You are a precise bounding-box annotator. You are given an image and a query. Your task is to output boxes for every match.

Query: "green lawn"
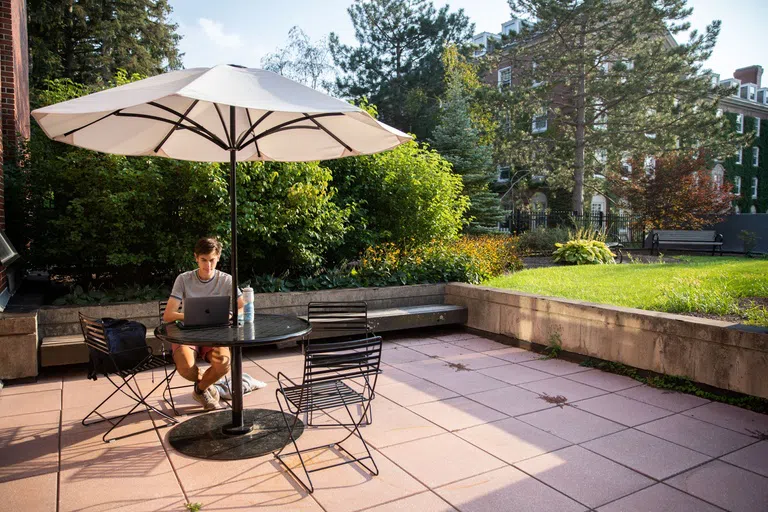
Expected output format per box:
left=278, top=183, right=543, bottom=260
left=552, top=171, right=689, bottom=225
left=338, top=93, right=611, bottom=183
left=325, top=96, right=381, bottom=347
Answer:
left=484, top=257, right=768, bottom=324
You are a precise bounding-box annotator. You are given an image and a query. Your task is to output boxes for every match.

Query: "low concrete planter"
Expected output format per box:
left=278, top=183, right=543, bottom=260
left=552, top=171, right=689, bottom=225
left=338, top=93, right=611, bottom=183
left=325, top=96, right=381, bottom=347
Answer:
left=0, top=312, right=39, bottom=379
left=445, top=283, right=768, bottom=399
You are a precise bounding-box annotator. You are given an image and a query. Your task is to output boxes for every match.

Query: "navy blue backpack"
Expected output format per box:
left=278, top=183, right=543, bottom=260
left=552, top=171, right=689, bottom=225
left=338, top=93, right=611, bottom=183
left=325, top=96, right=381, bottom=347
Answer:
left=87, top=318, right=148, bottom=380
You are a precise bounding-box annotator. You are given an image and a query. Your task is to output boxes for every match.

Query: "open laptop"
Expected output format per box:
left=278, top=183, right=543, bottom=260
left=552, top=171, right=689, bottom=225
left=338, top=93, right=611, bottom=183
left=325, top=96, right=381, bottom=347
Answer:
left=177, top=295, right=230, bottom=329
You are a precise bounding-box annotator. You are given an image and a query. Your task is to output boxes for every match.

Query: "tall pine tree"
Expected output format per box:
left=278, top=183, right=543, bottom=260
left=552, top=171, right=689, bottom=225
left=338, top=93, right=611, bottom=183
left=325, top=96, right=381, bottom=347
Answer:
left=329, top=0, right=474, bottom=140
left=29, top=0, right=182, bottom=88
left=430, top=45, right=503, bottom=232
left=486, top=0, right=745, bottom=212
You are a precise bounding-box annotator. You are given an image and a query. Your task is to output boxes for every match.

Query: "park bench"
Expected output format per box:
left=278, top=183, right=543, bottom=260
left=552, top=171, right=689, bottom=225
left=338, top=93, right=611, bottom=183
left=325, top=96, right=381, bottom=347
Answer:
left=651, top=230, right=724, bottom=255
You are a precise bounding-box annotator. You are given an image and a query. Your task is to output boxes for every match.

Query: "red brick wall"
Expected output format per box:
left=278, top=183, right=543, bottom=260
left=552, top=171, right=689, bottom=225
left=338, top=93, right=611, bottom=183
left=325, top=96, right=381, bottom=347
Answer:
left=0, top=0, right=30, bottom=297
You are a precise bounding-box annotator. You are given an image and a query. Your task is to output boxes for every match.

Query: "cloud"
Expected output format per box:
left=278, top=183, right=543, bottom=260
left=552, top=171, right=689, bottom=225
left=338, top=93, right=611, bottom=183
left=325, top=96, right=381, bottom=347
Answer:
left=198, top=18, right=243, bottom=49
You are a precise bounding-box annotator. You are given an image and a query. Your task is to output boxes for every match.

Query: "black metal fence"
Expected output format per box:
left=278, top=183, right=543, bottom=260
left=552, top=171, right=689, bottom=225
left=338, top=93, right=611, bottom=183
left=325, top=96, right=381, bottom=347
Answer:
left=498, top=210, right=647, bottom=246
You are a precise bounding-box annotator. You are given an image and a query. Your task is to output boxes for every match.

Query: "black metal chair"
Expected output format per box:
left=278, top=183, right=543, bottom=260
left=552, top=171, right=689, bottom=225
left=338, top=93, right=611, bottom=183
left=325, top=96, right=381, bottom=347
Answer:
left=304, top=301, right=375, bottom=426
left=79, top=313, right=178, bottom=442
left=274, top=334, right=382, bottom=493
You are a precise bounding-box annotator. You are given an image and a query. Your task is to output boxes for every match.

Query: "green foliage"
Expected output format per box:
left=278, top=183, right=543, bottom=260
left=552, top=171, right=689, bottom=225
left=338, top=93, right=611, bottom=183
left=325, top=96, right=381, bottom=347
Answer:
left=185, top=503, right=203, bottom=512
left=517, top=228, right=570, bottom=254
left=655, top=276, right=740, bottom=316
left=553, top=240, right=616, bottom=265
left=743, top=303, right=768, bottom=328
left=738, top=230, right=760, bottom=256
left=53, top=284, right=170, bottom=306
left=429, top=46, right=504, bottom=232
left=542, top=331, right=562, bottom=359
left=28, top=0, right=182, bottom=88
left=329, top=0, right=474, bottom=140
left=325, top=141, right=469, bottom=261
left=580, top=359, right=768, bottom=415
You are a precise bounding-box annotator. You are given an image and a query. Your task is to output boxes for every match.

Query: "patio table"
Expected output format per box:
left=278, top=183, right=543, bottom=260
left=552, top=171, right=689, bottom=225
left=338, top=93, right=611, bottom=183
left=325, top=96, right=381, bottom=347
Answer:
left=154, top=314, right=311, bottom=460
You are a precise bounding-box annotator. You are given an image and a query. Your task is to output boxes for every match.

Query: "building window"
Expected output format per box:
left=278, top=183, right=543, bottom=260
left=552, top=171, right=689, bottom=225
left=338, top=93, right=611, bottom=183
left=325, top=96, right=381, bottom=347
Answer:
left=734, top=176, right=742, bottom=195
left=711, top=166, right=724, bottom=188
left=736, top=114, right=744, bottom=133
left=594, top=149, right=607, bottom=165
left=753, top=147, right=760, bottom=167
left=532, top=106, right=547, bottom=133
left=750, top=205, right=757, bottom=214
left=0, top=231, right=19, bottom=267
left=644, top=155, right=656, bottom=173
left=756, top=117, right=761, bottom=137
left=736, top=147, right=742, bottom=165
left=752, top=177, right=758, bottom=199
left=498, top=67, right=512, bottom=89
left=734, top=205, right=741, bottom=214
left=497, top=165, right=511, bottom=182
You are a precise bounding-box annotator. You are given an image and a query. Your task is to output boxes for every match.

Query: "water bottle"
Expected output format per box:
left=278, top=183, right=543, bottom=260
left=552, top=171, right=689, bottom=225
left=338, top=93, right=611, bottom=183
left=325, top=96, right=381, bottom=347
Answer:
left=243, top=286, right=255, bottom=323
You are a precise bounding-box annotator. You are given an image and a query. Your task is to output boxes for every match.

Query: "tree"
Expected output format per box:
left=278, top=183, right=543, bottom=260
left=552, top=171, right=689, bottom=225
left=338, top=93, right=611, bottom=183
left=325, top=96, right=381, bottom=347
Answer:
left=608, top=151, right=735, bottom=230
left=486, top=0, right=746, bottom=213
left=261, top=26, right=336, bottom=91
left=430, top=45, right=504, bottom=232
left=28, top=0, right=182, bottom=88
left=329, top=0, right=474, bottom=139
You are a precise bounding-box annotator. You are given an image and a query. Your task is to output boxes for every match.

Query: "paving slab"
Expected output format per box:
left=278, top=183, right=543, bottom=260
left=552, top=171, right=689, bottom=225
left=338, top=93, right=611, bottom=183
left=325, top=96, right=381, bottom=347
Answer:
left=515, top=445, right=653, bottom=509
left=375, top=379, right=459, bottom=407
left=517, top=404, right=626, bottom=444
left=482, top=347, right=540, bottom=363
left=380, top=345, right=434, bottom=365
left=519, top=358, right=592, bottom=376
left=721, top=440, right=768, bottom=477
left=467, top=386, right=556, bottom=417
left=617, top=385, right=710, bottom=412
left=582, top=429, right=711, bottom=480
left=411, top=342, right=476, bottom=359
left=0, top=389, right=61, bottom=417
left=518, top=376, right=608, bottom=403
left=478, top=363, right=553, bottom=385
left=435, top=466, right=586, bottom=512
left=363, top=491, right=454, bottom=512
left=573, top=394, right=671, bottom=426
left=456, top=417, right=571, bottom=464
left=598, top=483, right=723, bottom=512
left=0, top=410, right=60, bottom=483
left=408, top=396, right=507, bottom=431
left=448, top=337, right=511, bottom=352
left=667, top=460, right=768, bottom=512
left=682, top=402, right=768, bottom=437
left=637, top=413, right=756, bottom=457
left=0, top=473, right=58, bottom=512
left=564, top=369, right=643, bottom=392
left=440, top=352, right=510, bottom=370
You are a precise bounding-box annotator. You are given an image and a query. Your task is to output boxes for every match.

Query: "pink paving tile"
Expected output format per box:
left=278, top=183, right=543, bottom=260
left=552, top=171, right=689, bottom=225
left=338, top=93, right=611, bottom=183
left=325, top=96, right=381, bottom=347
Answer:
left=483, top=346, right=540, bottom=363
left=683, top=401, right=768, bottom=437
left=517, top=404, right=626, bottom=444
left=0, top=389, right=61, bottom=417
left=637, top=414, right=756, bottom=457
left=582, top=429, right=711, bottom=480
left=456, top=417, right=571, bottom=464
left=617, top=385, right=710, bottom=412
left=408, top=396, right=507, bottom=431
left=515, top=446, right=654, bottom=509
left=375, top=380, right=459, bottom=407
left=435, top=466, right=585, bottom=512
left=375, top=364, right=425, bottom=387
left=667, top=460, right=768, bottom=512
left=598, top=483, right=723, bottom=512
left=380, top=433, right=506, bottom=488
left=478, top=363, right=553, bottom=385
left=412, top=342, right=476, bottom=359
left=391, top=336, right=442, bottom=347
left=0, top=473, right=57, bottom=512
left=380, top=345, right=434, bottom=365
left=306, top=448, right=428, bottom=512
left=439, top=352, right=510, bottom=370
left=564, top=369, right=643, bottom=392
left=721, top=441, right=768, bottom=477
left=448, top=337, right=511, bottom=352
left=519, top=358, right=592, bottom=376
left=0, top=377, right=62, bottom=396
left=572, top=394, right=671, bottom=426
left=185, top=473, right=324, bottom=512
left=0, top=410, right=60, bottom=483
left=468, top=386, right=557, bottom=417
left=519, top=377, right=608, bottom=403
left=365, top=491, right=454, bottom=512
left=431, top=332, right=479, bottom=343
left=421, top=368, right=510, bottom=395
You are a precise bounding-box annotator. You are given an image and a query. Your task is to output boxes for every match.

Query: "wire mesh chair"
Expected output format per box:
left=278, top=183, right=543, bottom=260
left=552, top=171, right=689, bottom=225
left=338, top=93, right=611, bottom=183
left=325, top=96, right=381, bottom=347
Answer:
left=274, top=334, right=383, bottom=493
left=79, top=313, right=178, bottom=442
left=305, top=301, right=375, bottom=426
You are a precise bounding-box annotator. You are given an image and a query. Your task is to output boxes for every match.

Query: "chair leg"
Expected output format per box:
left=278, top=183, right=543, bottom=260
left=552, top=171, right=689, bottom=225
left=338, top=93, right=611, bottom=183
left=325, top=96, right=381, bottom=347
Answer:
left=274, top=390, right=315, bottom=493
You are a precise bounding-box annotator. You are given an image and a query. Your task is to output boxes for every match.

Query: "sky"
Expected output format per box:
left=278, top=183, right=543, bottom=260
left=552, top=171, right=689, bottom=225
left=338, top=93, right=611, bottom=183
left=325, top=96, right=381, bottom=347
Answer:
left=168, top=0, right=767, bottom=83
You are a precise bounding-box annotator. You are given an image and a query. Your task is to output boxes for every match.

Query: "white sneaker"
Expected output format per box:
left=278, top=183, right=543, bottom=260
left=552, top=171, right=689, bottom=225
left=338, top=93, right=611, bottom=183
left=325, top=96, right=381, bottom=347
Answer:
left=192, top=383, right=220, bottom=411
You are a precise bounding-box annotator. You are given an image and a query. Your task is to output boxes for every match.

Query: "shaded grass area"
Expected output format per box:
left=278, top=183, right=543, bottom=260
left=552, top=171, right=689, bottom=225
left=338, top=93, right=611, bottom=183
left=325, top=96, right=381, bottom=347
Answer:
left=484, top=257, right=768, bottom=325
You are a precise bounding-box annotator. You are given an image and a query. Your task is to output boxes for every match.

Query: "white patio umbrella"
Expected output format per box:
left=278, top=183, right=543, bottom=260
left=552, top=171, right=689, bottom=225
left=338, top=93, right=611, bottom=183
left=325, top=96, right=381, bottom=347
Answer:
left=32, top=64, right=411, bottom=435
left=32, top=64, right=411, bottom=312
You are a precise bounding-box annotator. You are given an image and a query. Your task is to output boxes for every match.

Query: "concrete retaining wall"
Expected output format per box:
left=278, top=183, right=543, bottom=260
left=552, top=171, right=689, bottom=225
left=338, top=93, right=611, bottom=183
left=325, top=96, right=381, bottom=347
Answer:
left=445, top=283, right=768, bottom=399
left=0, top=312, right=39, bottom=379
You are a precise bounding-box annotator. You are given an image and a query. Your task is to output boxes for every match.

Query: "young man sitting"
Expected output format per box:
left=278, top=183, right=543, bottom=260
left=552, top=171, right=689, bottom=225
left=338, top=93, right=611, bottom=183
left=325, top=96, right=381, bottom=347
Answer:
left=163, top=237, right=243, bottom=410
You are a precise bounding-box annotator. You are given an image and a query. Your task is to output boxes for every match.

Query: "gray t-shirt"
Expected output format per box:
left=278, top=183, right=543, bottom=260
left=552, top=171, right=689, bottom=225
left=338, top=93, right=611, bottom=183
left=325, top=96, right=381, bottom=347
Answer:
left=170, top=269, right=242, bottom=311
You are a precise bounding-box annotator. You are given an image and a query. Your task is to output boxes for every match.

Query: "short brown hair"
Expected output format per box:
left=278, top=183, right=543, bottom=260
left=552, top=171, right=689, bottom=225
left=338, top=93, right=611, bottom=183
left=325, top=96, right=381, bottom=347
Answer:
left=194, top=237, right=222, bottom=256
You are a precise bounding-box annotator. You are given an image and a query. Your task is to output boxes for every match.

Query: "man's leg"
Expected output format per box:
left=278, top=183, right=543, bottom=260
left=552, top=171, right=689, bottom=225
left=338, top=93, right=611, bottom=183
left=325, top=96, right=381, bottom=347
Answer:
left=199, top=347, right=231, bottom=391
left=172, top=346, right=203, bottom=383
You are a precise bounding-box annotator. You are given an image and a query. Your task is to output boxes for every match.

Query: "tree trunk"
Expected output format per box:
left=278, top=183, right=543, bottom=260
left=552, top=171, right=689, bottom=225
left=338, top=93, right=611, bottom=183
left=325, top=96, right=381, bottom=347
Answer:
left=572, top=26, right=586, bottom=214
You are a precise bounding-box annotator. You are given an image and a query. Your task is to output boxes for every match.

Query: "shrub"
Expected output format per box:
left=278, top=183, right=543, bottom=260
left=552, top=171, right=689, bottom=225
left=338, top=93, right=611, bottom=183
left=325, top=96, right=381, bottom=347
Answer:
left=553, top=239, right=616, bottom=265
left=517, top=228, right=570, bottom=255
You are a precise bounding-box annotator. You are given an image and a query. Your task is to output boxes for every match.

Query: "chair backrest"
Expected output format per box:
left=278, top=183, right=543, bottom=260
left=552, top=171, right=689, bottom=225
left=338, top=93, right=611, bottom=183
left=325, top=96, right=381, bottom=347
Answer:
left=79, top=313, right=109, bottom=354
left=303, top=335, right=382, bottom=386
left=307, top=301, right=369, bottom=338
left=158, top=300, right=182, bottom=322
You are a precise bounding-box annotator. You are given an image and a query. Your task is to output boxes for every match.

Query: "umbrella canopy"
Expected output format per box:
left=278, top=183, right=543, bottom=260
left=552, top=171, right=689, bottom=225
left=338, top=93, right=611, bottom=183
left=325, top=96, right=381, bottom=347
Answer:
left=32, top=64, right=411, bottom=162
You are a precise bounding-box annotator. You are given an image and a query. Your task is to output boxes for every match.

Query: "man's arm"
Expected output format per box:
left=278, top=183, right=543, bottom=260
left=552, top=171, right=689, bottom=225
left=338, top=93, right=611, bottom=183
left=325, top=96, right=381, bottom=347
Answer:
left=163, top=297, right=183, bottom=322
left=237, top=295, right=245, bottom=315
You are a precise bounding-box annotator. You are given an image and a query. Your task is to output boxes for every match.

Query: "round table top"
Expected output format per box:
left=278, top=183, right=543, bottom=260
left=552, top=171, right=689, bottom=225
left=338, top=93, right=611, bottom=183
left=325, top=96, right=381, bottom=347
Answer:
left=154, top=314, right=311, bottom=347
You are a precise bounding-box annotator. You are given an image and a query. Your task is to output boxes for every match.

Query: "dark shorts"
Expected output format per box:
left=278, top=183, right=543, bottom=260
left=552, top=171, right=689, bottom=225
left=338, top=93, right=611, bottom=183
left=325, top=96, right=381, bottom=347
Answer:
left=171, top=343, right=216, bottom=361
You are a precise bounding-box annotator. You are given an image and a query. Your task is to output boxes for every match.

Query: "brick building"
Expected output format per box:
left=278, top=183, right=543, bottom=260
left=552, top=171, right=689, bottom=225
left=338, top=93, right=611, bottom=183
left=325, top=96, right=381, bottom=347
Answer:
left=0, top=0, right=29, bottom=310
